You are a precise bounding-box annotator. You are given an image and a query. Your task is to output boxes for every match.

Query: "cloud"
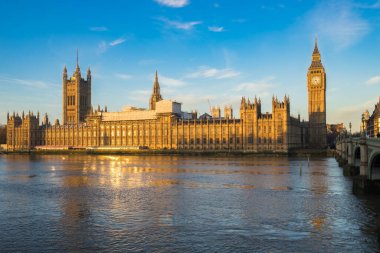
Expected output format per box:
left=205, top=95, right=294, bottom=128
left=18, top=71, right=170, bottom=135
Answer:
left=159, top=75, right=186, bottom=87
left=115, top=73, right=133, bottom=80
left=158, top=17, right=202, bottom=30
left=0, top=76, right=58, bottom=89
left=187, top=66, right=240, bottom=79
left=306, top=1, right=370, bottom=49
left=208, top=26, right=224, bottom=32
left=90, top=26, right=108, bottom=32
left=154, top=0, right=189, bottom=8
left=128, top=89, right=151, bottom=104
left=366, top=76, right=380, bottom=85
left=109, top=38, right=126, bottom=46
left=97, top=37, right=127, bottom=54
left=233, top=77, right=275, bottom=93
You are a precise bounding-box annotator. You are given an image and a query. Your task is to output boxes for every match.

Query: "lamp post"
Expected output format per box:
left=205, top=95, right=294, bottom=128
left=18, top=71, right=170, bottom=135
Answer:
left=349, top=122, right=352, bottom=135
left=361, top=114, right=365, bottom=138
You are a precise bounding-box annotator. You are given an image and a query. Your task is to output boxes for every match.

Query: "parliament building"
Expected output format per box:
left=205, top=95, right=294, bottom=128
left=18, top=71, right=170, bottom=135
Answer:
left=6, top=41, right=327, bottom=152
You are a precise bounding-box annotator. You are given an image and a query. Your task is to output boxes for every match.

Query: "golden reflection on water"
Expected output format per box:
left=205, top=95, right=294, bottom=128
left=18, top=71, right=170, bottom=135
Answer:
left=311, top=216, right=325, bottom=230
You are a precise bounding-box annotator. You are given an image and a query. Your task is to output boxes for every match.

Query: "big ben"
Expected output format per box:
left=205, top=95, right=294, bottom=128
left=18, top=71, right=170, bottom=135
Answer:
left=307, top=39, right=327, bottom=148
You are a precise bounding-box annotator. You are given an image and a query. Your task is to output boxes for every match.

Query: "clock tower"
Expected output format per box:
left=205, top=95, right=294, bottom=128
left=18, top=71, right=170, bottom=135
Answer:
left=307, top=39, right=327, bottom=148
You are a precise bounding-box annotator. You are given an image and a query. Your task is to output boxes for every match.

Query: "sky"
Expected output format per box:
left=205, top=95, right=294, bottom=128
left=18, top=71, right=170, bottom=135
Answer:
left=0, top=0, right=380, bottom=131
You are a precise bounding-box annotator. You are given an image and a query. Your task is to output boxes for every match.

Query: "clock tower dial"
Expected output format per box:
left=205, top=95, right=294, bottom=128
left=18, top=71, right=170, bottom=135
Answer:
left=307, top=38, right=327, bottom=148
left=311, top=76, right=321, bottom=86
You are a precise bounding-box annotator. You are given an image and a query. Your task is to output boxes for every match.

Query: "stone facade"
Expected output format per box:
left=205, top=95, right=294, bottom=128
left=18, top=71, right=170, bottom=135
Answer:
left=7, top=42, right=327, bottom=152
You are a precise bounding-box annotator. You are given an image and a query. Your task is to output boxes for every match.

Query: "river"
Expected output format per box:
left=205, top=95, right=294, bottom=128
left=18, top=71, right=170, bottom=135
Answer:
left=0, top=154, right=379, bottom=252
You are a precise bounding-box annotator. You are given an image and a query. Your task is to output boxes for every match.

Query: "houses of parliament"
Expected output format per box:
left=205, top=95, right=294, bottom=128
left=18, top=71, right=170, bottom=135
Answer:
left=6, top=41, right=327, bottom=152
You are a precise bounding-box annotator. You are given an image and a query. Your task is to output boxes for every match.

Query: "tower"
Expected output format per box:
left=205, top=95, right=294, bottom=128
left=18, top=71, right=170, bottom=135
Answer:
left=149, top=70, right=163, bottom=110
left=62, top=51, right=92, bottom=125
left=307, top=39, right=327, bottom=148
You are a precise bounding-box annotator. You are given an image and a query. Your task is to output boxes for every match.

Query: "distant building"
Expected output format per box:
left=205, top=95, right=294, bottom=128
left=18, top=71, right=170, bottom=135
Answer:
left=326, top=123, right=346, bottom=148
left=7, top=41, right=328, bottom=152
left=364, top=99, right=380, bottom=137
left=0, top=125, right=6, bottom=145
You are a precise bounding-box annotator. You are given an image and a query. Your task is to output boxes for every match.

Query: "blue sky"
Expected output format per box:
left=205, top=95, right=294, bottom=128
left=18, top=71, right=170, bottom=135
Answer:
left=1, top=0, right=380, bottom=131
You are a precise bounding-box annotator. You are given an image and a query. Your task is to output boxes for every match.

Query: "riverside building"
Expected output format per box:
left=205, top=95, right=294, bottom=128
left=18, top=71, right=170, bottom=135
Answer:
left=7, top=41, right=327, bottom=152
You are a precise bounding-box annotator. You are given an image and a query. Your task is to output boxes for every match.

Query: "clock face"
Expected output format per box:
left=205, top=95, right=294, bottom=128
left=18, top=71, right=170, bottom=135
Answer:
left=311, top=76, right=321, bottom=86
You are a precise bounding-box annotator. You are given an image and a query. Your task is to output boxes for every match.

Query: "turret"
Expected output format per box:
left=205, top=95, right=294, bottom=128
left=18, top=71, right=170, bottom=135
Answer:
left=87, top=66, right=91, bottom=80
left=43, top=113, right=49, bottom=126
left=240, top=97, right=246, bottom=110
left=63, top=65, right=67, bottom=80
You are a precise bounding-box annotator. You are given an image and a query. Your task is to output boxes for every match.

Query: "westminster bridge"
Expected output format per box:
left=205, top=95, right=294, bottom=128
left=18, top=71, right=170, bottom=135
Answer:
left=336, top=136, right=380, bottom=189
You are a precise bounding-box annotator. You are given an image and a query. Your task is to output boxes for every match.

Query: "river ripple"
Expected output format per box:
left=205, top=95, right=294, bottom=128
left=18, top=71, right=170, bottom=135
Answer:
left=0, top=154, right=379, bottom=252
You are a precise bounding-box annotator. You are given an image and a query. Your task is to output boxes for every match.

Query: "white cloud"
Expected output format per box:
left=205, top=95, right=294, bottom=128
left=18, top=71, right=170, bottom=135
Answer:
left=128, top=89, right=151, bottom=104
left=154, top=0, right=189, bottom=8
left=109, top=38, right=126, bottom=47
left=158, top=17, right=202, bottom=30
left=187, top=66, right=240, bottom=79
left=159, top=75, right=186, bottom=87
left=90, top=26, right=108, bottom=32
left=233, top=77, right=275, bottom=93
left=0, top=76, right=58, bottom=89
left=208, top=26, right=224, bottom=32
left=98, top=37, right=127, bottom=54
left=115, top=73, right=133, bottom=80
left=366, top=76, right=380, bottom=85
left=306, top=1, right=370, bottom=49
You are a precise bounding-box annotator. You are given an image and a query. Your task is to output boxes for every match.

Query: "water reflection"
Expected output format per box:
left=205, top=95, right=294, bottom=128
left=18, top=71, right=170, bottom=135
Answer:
left=0, top=154, right=379, bottom=252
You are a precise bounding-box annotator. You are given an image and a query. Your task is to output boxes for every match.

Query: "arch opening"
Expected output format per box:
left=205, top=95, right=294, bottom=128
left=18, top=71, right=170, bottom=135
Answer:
left=371, top=154, right=380, bottom=180
left=354, top=147, right=361, bottom=167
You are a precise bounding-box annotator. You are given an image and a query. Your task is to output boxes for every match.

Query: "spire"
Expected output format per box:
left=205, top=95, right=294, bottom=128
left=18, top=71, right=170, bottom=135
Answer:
left=75, top=49, right=81, bottom=76
left=153, top=70, right=161, bottom=94
left=149, top=70, right=163, bottom=110
left=313, top=37, right=320, bottom=55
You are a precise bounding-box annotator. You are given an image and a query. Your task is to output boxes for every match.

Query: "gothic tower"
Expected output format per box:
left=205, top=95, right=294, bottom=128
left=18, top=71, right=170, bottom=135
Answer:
left=307, top=39, right=327, bottom=148
left=149, top=70, right=163, bottom=110
left=62, top=51, right=92, bottom=125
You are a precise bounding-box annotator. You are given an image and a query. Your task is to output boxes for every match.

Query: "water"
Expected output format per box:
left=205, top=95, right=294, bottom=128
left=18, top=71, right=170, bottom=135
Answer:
left=0, top=154, right=379, bottom=252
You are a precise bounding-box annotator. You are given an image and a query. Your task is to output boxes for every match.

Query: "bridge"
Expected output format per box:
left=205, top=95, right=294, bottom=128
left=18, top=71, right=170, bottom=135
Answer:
left=336, top=136, right=380, bottom=191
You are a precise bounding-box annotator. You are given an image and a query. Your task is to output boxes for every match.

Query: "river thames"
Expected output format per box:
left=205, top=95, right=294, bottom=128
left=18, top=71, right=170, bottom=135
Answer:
left=0, top=154, right=379, bottom=252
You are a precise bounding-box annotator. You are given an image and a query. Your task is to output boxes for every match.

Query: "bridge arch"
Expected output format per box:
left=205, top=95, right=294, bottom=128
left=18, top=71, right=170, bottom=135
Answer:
left=354, top=146, right=361, bottom=167
left=369, top=152, right=380, bottom=180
